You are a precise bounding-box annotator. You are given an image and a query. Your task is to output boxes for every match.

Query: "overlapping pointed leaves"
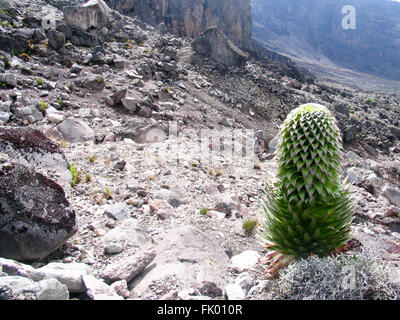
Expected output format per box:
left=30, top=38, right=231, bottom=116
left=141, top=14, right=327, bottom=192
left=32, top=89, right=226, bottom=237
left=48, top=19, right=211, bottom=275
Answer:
left=260, top=104, right=354, bottom=269
left=277, top=104, right=343, bottom=204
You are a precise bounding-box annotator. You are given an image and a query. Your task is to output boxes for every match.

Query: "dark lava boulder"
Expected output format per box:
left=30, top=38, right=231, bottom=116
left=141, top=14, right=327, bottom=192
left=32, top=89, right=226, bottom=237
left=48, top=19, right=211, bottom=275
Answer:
left=0, top=126, right=72, bottom=189
left=0, top=163, right=77, bottom=261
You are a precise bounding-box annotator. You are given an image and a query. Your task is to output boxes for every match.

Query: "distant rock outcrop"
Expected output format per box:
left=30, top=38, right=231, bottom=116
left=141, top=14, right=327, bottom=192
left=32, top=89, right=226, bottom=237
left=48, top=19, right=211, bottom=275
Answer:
left=192, top=27, right=249, bottom=68
left=104, top=0, right=253, bottom=51
left=252, top=0, right=400, bottom=80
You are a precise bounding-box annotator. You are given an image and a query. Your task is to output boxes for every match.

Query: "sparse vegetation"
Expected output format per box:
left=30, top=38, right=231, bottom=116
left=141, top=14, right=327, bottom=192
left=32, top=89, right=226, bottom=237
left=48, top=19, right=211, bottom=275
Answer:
left=270, top=254, right=400, bottom=300
left=364, top=97, right=378, bottom=106
left=36, top=78, right=44, bottom=85
left=260, top=104, right=354, bottom=277
left=199, top=207, right=209, bottom=216
left=40, top=101, right=48, bottom=112
left=69, top=163, right=81, bottom=187
left=242, top=217, right=259, bottom=236
left=87, top=154, right=98, bottom=163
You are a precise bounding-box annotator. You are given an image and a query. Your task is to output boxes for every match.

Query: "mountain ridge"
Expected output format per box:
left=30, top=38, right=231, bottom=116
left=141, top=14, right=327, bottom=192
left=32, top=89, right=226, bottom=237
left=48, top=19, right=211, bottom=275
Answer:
left=252, top=0, right=400, bottom=82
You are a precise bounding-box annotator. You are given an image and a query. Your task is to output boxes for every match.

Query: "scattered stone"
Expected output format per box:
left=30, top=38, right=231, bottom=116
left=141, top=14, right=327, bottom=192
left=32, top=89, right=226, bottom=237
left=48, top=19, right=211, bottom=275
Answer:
left=382, top=185, right=400, bottom=208
left=225, top=282, right=245, bottom=300
left=100, top=249, right=156, bottom=283
left=214, top=193, right=241, bottom=216
left=104, top=203, right=130, bottom=221
left=231, top=250, right=261, bottom=272
left=0, top=276, right=69, bottom=300
left=30, top=262, right=92, bottom=293
left=47, top=30, right=66, bottom=50
left=0, top=257, right=34, bottom=278
left=153, top=189, right=182, bottom=208
left=110, top=280, right=131, bottom=299
left=82, top=274, right=124, bottom=300
left=104, top=243, right=124, bottom=255
left=0, top=73, right=17, bottom=88
left=130, top=225, right=230, bottom=299
left=192, top=27, right=249, bottom=68
left=84, top=76, right=105, bottom=90
left=103, top=219, right=150, bottom=251
left=149, top=199, right=174, bottom=219
left=57, top=118, right=95, bottom=143
left=63, top=0, right=112, bottom=31
left=197, top=281, right=224, bottom=298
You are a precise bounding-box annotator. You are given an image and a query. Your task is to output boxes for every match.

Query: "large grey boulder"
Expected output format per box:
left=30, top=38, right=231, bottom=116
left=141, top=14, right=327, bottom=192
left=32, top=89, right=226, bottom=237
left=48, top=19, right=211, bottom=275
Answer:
left=0, top=163, right=77, bottom=261
left=192, top=27, right=249, bottom=68
left=63, top=0, right=112, bottom=31
left=0, top=0, right=14, bottom=13
left=57, top=117, right=95, bottom=143
left=382, top=185, right=400, bottom=208
left=0, top=126, right=72, bottom=189
left=30, top=262, right=91, bottom=293
left=0, top=276, right=69, bottom=300
left=130, top=225, right=230, bottom=299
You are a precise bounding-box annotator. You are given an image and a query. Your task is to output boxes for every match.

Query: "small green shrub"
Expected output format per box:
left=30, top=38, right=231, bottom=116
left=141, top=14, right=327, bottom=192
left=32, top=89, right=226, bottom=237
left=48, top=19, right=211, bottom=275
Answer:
left=364, top=97, right=378, bottom=106
left=36, top=78, right=44, bottom=85
left=69, top=163, right=81, bottom=187
left=199, top=208, right=209, bottom=216
left=40, top=101, right=48, bottom=111
left=242, top=217, right=259, bottom=236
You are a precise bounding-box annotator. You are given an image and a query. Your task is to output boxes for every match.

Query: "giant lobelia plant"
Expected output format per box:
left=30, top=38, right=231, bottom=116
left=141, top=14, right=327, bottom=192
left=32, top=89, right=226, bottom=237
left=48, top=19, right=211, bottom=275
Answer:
left=260, top=103, right=354, bottom=278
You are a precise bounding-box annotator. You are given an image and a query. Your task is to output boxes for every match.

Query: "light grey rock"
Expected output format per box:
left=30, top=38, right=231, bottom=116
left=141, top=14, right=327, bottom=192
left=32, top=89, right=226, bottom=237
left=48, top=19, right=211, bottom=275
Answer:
left=0, top=112, right=10, bottom=123
left=366, top=173, right=384, bottom=189
left=30, top=262, right=92, bottom=293
left=0, top=276, right=69, bottom=300
left=214, top=193, right=241, bottom=216
left=268, top=137, right=278, bottom=154
left=225, top=282, right=245, bottom=300
left=100, top=249, right=156, bottom=283
left=121, top=97, right=138, bottom=113
left=154, top=189, right=182, bottom=208
left=104, top=243, right=124, bottom=255
left=104, top=203, right=130, bottom=221
left=47, top=30, right=65, bottom=50
left=0, top=0, right=14, bottom=12
left=130, top=225, right=231, bottom=299
left=103, top=218, right=150, bottom=250
left=231, top=250, right=261, bottom=272
left=83, top=76, right=105, bottom=90
left=0, top=73, right=17, bottom=88
left=46, top=106, right=64, bottom=124
left=234, top=272, right=254, bottom=293
left=382, top=185, right=400, bottom=208
left=192, top=27, right=249, bottom=68
left=110, top=280, right=130, bottom=299
left=82, top=275, right=124, bottom=300
left=57, top=117, right=95, bottom=143
left=0, top=257, right=34, bottom=278
left=63, top=0, right=112, bottom=31
left=35, top=278, right=70, bottom=300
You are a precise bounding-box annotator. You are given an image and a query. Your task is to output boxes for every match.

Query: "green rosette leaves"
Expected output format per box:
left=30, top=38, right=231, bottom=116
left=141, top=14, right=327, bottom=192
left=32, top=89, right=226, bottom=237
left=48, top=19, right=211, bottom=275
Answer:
left=261, top=104, right=354, bottom=260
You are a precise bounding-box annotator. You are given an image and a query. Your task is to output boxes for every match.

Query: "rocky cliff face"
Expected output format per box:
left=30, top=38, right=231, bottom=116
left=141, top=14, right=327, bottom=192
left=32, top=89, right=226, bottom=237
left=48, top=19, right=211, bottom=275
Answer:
left=252, top=0, right=400, bottom=80
left=104, top=0, right=253, bottom=50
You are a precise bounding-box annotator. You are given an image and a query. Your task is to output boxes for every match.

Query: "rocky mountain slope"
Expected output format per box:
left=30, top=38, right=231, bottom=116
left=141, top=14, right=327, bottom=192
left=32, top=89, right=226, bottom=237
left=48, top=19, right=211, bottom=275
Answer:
left=104, top=0, right=253, bottom=51
left=0, top=0, right=400, bottom=300
left=252, top=0, right=400, bottom=82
